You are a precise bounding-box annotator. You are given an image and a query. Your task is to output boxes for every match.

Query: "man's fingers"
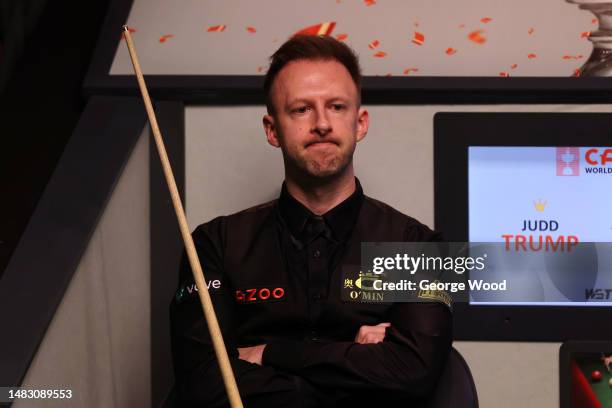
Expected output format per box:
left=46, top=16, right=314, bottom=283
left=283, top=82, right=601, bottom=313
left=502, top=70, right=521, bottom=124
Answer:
left=365, top=334, right=384, bottom=344
left=354, top=323, right=391, bottom=344
left=237, top=345, right=265, bottom=365
left=358, top=333, right=384, bottom=344
left=366, top=327, right=388, bottom=335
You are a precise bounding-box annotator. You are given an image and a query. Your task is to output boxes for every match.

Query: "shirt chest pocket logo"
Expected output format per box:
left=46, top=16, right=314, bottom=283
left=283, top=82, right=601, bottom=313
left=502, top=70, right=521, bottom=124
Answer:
left=234, top=287, right=286, bottom=304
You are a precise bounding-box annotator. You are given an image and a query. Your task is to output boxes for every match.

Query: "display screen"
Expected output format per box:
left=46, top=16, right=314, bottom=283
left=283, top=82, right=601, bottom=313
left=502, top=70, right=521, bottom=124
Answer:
left=468, top=146, right=612, bottom=306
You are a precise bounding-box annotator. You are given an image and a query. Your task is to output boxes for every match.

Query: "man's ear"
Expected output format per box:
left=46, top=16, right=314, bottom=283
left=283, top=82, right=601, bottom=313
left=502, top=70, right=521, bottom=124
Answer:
left=356, top=107, right=369, bottom=143
left=263, top=114, right=281, bottom=148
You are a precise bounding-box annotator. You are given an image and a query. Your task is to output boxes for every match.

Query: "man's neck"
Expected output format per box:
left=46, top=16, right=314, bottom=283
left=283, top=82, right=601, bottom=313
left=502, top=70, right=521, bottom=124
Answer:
left=284, top=168, right=356, bottom=216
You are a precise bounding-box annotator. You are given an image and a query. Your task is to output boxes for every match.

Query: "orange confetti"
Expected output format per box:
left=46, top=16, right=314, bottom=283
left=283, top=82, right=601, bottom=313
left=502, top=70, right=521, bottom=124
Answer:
left=373, top=51, right=387, bottom=58
left=403, top=68, right=419, bottom=75
left=592, top=18, right=598, bottom=24
left=364, top=0, right=376, bottom=5
left=207, top=25, right=226, bottom=32
left=581, top=31, right=590, bottom=38
left=528, top=28, right=535, bottom=35
left=335, top=33, right=348, bottom=41
left=562, top=54, right=584, bottom=60
left=499, top=72, right=510, bottom=77
left=293, top=21, right=336, bottom=37
left=412, top=31, right=425, bottom=45
left=481, top=17, right=493, bottom=23
left=527, top=53, right=537, bottom=59
left=572, top=68, right=581, bottom=77
left=510, top=63, right=518, bottom=70
left=445, top=47, right=457, bottom=55
left=257, top=66, right=263, bottom=73
left=368, top=39, right=380, bottom=49
left=246, top=26, right=257, bottom=33
left=158, top=34, right=174, bottom=43
left=468, top=30, right=486, bottom=44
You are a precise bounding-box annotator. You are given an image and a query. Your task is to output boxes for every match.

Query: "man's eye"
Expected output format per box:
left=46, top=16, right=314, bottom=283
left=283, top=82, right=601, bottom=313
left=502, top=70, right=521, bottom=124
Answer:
left=331, top=104, right=346, bottom=111
left=292, top=106, right=309, bottom=114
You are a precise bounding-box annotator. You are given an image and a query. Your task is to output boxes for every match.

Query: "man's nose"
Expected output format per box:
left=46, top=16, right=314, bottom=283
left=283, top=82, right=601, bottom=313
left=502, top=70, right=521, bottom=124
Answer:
left=313, top=107, right=331, bottom=136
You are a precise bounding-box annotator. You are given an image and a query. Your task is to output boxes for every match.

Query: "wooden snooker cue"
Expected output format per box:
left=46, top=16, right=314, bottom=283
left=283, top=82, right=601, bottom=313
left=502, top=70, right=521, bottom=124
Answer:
left=121, top=26, right=244, bottom=408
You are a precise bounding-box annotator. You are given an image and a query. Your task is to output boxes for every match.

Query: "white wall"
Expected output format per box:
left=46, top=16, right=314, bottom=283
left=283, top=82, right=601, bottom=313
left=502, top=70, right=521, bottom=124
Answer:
left=16, top=129, right=151, bottom=408
left=186, top=104, right=612, bottom=408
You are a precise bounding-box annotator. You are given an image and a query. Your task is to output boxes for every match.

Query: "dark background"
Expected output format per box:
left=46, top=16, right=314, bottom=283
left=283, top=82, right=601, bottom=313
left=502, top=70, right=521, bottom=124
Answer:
left=0, top=0, right=111, bottom=276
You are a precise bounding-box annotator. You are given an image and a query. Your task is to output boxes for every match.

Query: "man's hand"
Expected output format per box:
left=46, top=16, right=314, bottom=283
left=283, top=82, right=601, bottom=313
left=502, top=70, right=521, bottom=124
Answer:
left=354, top=322, right=391, bottom=344
left=238, top=344, right=266, bottom=365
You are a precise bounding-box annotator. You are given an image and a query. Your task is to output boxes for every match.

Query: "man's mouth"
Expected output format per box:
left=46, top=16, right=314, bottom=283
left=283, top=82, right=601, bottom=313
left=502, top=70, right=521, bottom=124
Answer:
left=306, top=141, right=338, bottom=148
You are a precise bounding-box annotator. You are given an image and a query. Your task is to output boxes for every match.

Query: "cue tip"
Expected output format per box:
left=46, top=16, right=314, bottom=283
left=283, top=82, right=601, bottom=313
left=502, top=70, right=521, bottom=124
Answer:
left=122, top=25, right=129, bottom=32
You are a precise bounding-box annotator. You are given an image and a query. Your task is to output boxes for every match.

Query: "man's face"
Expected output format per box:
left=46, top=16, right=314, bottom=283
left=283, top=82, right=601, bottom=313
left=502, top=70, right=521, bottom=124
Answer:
left=263, top=59, right=369, bottom=180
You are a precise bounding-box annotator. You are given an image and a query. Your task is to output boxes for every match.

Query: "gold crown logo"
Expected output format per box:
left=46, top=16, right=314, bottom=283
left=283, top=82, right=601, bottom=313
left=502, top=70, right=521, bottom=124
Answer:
left=533, top=199, right=547, bottom=212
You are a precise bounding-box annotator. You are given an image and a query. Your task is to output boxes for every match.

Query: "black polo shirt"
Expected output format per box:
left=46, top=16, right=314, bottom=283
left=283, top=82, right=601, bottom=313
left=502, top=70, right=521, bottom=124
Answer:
left=170, top=179, right=452, bottom=407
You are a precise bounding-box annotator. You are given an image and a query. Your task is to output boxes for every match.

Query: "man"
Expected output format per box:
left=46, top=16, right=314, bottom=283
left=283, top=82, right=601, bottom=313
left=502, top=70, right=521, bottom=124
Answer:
left=170, top=35, right=452, bottom=407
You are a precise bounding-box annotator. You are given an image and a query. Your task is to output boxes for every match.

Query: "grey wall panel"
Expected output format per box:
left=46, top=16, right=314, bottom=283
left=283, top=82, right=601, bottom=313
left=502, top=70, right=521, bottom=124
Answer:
left=0, top=96, right=147, bottom=390
left=185, top=106, right=284, bottom=228
left=15, top=128, right=151, bottom=408
left=455, top=342, right=560, bottom=408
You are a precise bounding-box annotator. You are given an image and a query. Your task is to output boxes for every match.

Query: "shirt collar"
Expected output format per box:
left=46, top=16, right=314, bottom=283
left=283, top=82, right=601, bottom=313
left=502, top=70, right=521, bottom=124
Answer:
left=278, top=178, right=364, bottom=243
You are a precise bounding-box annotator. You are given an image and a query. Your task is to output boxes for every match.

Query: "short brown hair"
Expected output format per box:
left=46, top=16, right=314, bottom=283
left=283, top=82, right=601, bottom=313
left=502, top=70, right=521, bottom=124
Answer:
left=263, top=35, right=362, bottom=115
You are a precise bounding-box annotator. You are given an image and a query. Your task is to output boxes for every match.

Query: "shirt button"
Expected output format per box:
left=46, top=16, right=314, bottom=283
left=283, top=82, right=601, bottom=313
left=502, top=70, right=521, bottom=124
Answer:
left=313, top=249, right=321, bottom=258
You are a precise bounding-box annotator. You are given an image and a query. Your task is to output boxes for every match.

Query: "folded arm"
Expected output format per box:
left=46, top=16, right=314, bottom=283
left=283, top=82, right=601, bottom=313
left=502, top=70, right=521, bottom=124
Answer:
left=262, top=302, right=452, bottom=401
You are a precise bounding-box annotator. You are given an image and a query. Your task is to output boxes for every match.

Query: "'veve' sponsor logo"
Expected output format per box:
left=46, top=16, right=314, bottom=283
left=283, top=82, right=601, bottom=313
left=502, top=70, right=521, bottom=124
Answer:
left=175, top=279, right=222, bottom=303
left=235, top=287, right=285, bottom=303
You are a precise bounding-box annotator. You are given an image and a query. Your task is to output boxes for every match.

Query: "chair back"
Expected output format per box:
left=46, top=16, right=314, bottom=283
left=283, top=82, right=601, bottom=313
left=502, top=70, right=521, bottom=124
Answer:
left=426, top=347, right=479, bottom=408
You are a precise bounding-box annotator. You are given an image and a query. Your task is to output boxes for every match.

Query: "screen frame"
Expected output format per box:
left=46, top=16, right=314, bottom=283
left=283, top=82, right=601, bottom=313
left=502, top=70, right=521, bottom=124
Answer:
left=434, top=112, right=612, bottom=341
